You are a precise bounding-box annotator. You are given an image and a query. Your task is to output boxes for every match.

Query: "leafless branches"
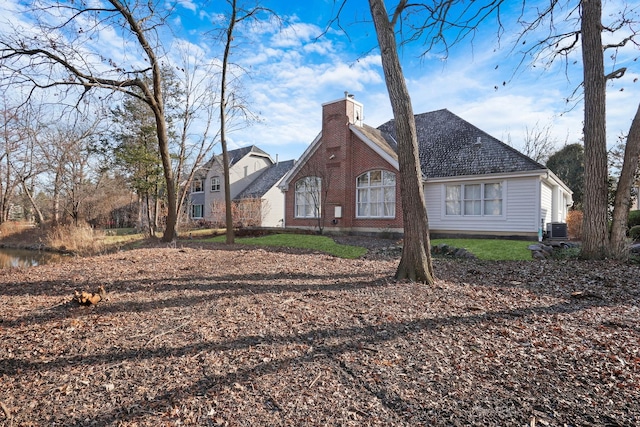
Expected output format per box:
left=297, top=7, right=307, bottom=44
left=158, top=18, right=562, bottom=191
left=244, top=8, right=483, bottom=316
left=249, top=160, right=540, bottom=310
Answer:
left=0, top=0, right=183, bottom=239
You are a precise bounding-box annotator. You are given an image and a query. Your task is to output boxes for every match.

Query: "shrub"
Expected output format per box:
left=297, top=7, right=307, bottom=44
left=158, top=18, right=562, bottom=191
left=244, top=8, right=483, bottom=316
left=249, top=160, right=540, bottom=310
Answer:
left=630, top=225, right=640, bottom=241
left=0, top=221, right=33, bottom=238
left=566, top=210, right=583, bottom=241
left=45, top=223, right=105, bottom=255
left=628, top=210, right=640, bottom=228
left=550, top=246, right=581, bottom=260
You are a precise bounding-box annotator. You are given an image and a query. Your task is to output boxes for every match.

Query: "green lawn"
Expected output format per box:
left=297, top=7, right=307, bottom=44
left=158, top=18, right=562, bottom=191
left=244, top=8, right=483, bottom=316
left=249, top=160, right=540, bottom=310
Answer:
left=431, top=238, right=533, bottom=261
left=198, top=232, right=533, bottom=261
left=200, top=233, right=368, bottom=259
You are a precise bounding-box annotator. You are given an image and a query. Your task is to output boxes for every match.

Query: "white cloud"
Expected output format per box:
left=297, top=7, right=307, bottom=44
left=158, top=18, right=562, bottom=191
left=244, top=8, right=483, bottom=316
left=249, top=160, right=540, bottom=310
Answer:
left=270, top=22, right=323, bottom=48
left=3, top=0, right=638, bottom=166
left=176, top=0, right=197, bottom=12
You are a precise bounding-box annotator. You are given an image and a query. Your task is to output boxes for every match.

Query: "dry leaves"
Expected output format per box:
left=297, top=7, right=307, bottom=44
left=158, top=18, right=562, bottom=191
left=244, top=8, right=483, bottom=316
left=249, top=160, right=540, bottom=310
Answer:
left=0, top=240, right=639, bottom=426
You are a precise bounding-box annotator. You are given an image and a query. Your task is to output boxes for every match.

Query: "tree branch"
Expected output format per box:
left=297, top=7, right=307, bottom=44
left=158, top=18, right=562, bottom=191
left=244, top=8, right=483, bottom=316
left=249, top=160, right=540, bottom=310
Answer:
left=605, top=67, right=627, bottom=81
left=603, top=35, right=633, bottom=51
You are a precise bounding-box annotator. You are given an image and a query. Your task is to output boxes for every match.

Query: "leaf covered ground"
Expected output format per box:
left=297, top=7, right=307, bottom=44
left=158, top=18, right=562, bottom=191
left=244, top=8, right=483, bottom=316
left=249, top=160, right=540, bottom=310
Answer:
left=0, top=239, right=639, bottom=426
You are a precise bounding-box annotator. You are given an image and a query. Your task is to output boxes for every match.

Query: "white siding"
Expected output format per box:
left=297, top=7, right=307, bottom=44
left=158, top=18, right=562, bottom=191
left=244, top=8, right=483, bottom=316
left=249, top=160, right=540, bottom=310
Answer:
left=425, top=176, right=542, bottom=236
left=540, top=182, right=553, bottom=227
left=261, top=185, right=285, bottom=227
left=228, top=155, right=272, bottom=199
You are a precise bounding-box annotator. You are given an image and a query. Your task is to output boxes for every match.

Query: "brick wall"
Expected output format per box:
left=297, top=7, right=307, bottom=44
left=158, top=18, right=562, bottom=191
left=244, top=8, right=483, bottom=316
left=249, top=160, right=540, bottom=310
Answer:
left=284, top=97, right=403, bottom=234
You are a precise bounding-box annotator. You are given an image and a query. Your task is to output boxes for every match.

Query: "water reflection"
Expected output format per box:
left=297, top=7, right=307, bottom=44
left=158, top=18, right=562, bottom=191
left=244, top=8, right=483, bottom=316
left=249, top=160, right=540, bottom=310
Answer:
left=0, top=248, right=66, bottom=268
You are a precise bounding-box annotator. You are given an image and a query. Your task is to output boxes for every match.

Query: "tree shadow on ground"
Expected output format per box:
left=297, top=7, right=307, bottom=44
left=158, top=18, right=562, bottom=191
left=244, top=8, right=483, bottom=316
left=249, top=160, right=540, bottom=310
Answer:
left=0, top=295, right=626, bottom=425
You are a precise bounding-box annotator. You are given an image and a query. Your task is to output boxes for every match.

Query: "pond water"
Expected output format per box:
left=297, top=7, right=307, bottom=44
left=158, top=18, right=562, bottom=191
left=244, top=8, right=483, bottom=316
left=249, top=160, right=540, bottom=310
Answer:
left=0, top=248, right=67, bottom=269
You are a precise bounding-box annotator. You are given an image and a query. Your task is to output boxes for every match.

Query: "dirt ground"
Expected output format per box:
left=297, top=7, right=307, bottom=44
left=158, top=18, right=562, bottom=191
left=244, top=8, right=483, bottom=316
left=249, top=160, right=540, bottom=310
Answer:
left=0, top=237, right=639, bottom=426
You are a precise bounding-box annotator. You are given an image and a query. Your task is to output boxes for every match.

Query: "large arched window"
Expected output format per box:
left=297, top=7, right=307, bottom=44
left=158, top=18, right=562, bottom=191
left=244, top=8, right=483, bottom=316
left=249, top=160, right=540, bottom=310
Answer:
left=356, top=170, right=396, bottom=218
left=295, top=176, right=321, bottom=218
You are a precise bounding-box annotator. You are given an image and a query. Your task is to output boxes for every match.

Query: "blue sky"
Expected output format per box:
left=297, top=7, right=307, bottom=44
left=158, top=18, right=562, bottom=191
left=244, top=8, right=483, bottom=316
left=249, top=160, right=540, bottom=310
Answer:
left=173, top=0, right=639, bottom=163
left=2, top=0, right=639, bottom=164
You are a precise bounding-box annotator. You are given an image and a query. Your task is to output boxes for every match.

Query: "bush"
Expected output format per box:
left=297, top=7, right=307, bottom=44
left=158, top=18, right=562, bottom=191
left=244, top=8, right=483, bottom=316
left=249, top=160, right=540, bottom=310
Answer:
left=630, top=225, right=640, bottom=241
left=0, top=221, right=34, bottom=238
left=628, top=210, right=640, bottom=228
left=45, top=223, right=105, bottom=255
left=566, top=210, right=583, bottom=241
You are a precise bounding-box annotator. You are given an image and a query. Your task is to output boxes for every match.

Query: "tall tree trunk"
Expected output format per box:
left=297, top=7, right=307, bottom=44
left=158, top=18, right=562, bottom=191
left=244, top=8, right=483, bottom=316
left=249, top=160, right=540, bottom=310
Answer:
left=2, top=152, right=12, bottom=223
left=580, top=0, right=609, bottom=259
left=110, top=0, right=177, bottom=242
left=368, top=0, right=435, bottom=284
left=220, top=0, right=237, bottom=245
left=153, top=93, right=178, bottom=242
left=609, top=104, right=640, bottom=259
left=52, top=171, right=62, bottom=225
left=20, top=179, right=45, bottom=224
left=154, top=185, right=160, bottom=234
left=145, top=193, right=154, bottom=238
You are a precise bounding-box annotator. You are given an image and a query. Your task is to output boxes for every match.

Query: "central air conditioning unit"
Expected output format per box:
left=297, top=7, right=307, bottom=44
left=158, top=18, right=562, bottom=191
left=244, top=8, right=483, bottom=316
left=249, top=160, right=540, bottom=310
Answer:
left=547, top=222, right=568, bottom=239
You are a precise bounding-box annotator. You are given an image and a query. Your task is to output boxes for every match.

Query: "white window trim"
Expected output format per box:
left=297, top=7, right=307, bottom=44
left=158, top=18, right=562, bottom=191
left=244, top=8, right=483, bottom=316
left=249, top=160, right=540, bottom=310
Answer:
left=356, top=170, right=396, bottom=219
left=443, top=181, right=506, bottom=218
left=211, top=176, right=221, bottom=192
left=191, top=179, right=204, bottom=193
left=294, top=177, right=321, bottom=218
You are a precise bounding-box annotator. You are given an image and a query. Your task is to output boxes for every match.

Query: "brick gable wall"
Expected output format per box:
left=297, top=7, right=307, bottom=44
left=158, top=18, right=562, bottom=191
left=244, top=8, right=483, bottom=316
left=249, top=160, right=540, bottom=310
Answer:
left=284, top=97, right=403, bottom=234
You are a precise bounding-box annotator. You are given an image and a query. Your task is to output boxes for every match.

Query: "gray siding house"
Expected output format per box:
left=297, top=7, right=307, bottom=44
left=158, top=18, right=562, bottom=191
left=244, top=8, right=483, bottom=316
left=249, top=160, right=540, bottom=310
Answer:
left=379, top=108, right=573, bottom=239
left=189, top=146, right=294, bottom=227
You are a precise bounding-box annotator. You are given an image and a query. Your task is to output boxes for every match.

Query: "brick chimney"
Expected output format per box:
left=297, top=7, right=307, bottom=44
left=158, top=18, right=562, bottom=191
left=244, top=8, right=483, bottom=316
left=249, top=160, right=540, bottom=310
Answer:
left=321, top=92, right=363, bottom=150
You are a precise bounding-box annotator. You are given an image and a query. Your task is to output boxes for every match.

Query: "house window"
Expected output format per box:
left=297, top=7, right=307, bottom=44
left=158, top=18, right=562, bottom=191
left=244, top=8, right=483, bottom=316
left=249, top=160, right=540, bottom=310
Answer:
left=211, top=176, right=220, bottom=192
left=191, top=204, right=203, bottom=219
left=464, top=184, right=481, bottom=215
left=192, top=179, right=203, bottom=193
left=445, top=183, right=503, bottom=216
left=483, top=183, right=503, bottom=215
left=295, top=176, right=321, bottom=218
left=356, top=170, right=396, bottom=218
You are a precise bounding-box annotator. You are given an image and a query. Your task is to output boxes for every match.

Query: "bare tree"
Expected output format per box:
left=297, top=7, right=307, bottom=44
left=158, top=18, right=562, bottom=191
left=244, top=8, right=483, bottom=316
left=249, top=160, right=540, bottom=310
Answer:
left=170, top=49, right=221, bottom=226
left=213, top=0, right=276, bottom=244
left=0, top=102, right=24, bottom=222
left=522, top=122, right=559, bottom=164
left=609, top=104, right=640, bottom=257
left=368, top=0, right=435, bottom=284
left=0, top=0, right=181, bottom=241
left=296, top=147, right=336, bottom=235
left=40, top=119, right=103, bottom=225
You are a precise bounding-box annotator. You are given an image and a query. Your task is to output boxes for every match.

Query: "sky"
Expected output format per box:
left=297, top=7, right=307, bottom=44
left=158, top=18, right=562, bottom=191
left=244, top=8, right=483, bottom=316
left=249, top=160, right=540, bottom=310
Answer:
left=2, top=0, right=639, bottom=164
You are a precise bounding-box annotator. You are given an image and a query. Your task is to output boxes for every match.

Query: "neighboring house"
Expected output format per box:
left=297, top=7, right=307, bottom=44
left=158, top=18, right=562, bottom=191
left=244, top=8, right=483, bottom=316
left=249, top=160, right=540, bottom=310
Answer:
left=234, top=159, right=295, bottom=227
left=189, top=145, right=294, bottom=227
left=280, top=94, right=573, bottom=240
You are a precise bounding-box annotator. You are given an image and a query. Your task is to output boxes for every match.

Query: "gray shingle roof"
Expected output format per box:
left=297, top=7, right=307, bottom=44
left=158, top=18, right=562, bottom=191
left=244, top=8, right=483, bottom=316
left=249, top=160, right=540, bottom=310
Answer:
left=357, top=124, right=398, bottom=161
left=227, top=145, right=270, bottom=166
left=235, top=159, right=295, bottom=200
left=376, top=109, right=545, bottom=178
left=194, top=145, right=272, bottom=179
